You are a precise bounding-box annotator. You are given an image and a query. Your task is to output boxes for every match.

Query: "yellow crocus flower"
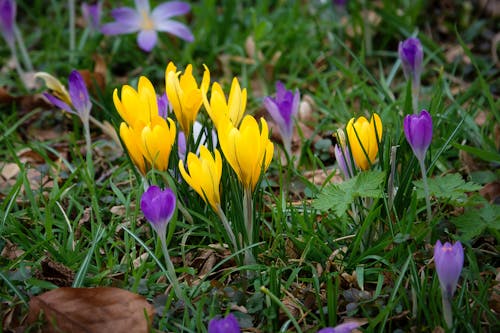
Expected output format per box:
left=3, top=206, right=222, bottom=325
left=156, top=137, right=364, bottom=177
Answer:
left=165, top=62, right=210, bottom=137
left=346, top=113, right=383, bottom=170
left=113, top=76, right=158, bottom=128
left=218, top=116, right=274, bottom=191
left=178, top=146, right=222, bottom=211
left=203, top=76, right=247, bottom=129
left=119, top=117, right=176, bottom=175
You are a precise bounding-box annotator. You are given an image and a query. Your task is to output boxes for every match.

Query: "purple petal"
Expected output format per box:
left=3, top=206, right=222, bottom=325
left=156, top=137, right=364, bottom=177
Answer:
left=178, top=131, right=186, bottom=161
left=140, top=186, right=176, bottom=234
left=81, top=2, right=102, bottom=31
left=43, top=92, right=74, bottom=114
left=264, top=97, right=287, bottom=131
left=155, top=20, right=194, bottom=42
left=137, top=29, right=158, bottom=51
left=404, top=109, right=432, bottom=162
left=101, top=21, right=139, bottom=35
left=68, top=70, right=91, bottom=119
left=157, top=93, right=170, bottom=118
left=398, top=37, right=423, bottom=82
left=0, top=0, right=16, bottom=45
left=111, top=7, right=140, bottom=23
left=434, top=240, right=464, bottom=297
left=152, top=1, right=190, bottom=21
left=317, top=321, right=362, bottom=333
left=208, top=313, right=240, bottom=333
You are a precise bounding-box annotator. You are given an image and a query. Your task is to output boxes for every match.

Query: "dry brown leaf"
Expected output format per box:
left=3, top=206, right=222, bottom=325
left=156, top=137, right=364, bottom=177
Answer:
left=1, top=163, right=20, bottom=180
left=0, top=240, right=25, bottom=260
left=480, top=181, right=500, bottom=203
left=27, top=287, right=154, bottom=333
left=35, top=257, right=75, bottom=287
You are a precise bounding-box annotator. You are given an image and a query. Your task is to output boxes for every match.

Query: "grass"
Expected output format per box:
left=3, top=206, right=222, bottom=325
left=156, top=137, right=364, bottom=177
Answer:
left=1, top=0, right=499, bottom=332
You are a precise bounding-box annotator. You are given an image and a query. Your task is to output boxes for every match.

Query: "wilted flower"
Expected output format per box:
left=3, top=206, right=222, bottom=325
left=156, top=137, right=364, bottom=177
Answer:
left=0, top=0, right=15, bottom=46
left=218, top=116, right=274, bottom=191
left=404, top=109, right=432, bottom=163
left=165, top=62, right=210, bottom=137
left=317, top=321, right=362, bottom=333
left=140, top=185, right=176, bottom=236
left=434, top=240, right=464, bottom=298
left=346, top=113, right=382, bottom=170
left=179, top=146, right=222, bottom=211
left=43, top=70, right=91, bottom=125
left=203, top=72, right=247, bottom=129
left=101, top=0, right=193, bottom=52
left=114, top=76, right=176, bottom=174
left=208, top=313, right=240, bottom=333
left=263, top=81, right=300, bottom=157
left=398, top=37, right=423, bottom=85
left=81, top=2, right=102, bottom=32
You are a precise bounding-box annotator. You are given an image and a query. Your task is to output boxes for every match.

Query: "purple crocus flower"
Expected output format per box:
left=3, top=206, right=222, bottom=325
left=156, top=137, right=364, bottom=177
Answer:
left=157, top=93, right=170, bottom=118
left=140, top=186, right=176, bottom=236
left=398, top=37, right=423, bottom=85
left=334, top=144, right=353, bottom=179
left=81, top=2, right=102, bottom=32
left=263, top=81, right=300, bottom=156
left=403, top=109, right=432, bottom=162
left=317, top=321, right=362, bottom=333
left=101, top=0, right=194, bottom=52
left=434, top=240, right=464, bottom=298
left=208, top=313, right=240, bottom=333
left=0, top=0, right=16, bottom=47
left=43, top=70, right=91, bottom=125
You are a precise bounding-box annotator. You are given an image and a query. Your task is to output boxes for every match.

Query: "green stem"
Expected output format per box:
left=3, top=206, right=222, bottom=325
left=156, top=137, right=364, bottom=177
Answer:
left=68, top=0, right=75, bottom=63
left=7, top=42, right=27, bottom=90
left=411, top=80, right=420, bottom=114
left=216, top=205, right=239, bottom=254
left=260, top=286, right=302, bottom=333
left=441, top=291, right=453, bottom=329
left=13, top=26, right=33, bottom=72
left=83, top=120, right=93, bottom=177
left=243, top=187, right=256, bottom=265
left=418, top=158, right=432, bottom=223
left=159, top=234, right=191, bottom=308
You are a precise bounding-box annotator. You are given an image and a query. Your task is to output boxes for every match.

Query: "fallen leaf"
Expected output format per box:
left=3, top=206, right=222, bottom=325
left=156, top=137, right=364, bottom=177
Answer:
left=35, top=257, right=75, bottom=287
left=27, top=287, right=154, bottom=333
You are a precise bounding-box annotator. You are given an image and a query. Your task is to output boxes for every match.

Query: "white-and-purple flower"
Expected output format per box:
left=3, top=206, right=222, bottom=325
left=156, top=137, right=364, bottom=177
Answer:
left=263, top=81, right=300, bottom=156
left=43, top=70, right=92, bottom=126
left=0, top=0, right=16, bottom=47
left=101, top=0, right=193, bottom=52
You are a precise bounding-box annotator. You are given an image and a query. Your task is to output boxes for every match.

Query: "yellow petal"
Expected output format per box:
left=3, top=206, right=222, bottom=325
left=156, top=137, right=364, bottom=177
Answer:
left=120, top=122, right=146, bottom=175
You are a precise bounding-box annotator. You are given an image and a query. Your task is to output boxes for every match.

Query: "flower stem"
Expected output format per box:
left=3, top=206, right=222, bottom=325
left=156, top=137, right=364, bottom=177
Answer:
left=159, top=234, right=190, bottom=307
left=441, top=291, right=453, bottom=329
left=411, top=80, right=420, bottom=114
left=7, top=42, right=27, bottom=90
left=216, top=205, right=239, bottom=254
left=83, top=121, right=93, bottom=177
left=68, top=0, right=75, bottom=63
left=418, top=158, right=432, bottom=223
left=243, top=187, right=256, bottom=265
left=14, top=26, right=33, bottom=72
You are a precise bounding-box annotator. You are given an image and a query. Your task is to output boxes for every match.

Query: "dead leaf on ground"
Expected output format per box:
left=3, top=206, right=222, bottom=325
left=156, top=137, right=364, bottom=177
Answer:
left=35, top=257, right=75, bottom=287
left=27, top=287, right=154, bottom=333
left=480, top=181, right=500, bottom=203
left=0, top=240, right=25, bottom=260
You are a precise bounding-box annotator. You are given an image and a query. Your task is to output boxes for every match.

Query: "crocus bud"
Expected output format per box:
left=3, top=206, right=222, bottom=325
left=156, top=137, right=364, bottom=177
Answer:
left=208, top=313, right=240, bottom=333
left=317, top=321, right=362, bottom=333
left=434, top=240, right=464, bottom=298
left=0, top=0, right=15, bottom=46
left=398, top=37, right=423, bottom=85
left=403, top=109, right=432, bottom=163
left=140, top=186, right=176, bottom=237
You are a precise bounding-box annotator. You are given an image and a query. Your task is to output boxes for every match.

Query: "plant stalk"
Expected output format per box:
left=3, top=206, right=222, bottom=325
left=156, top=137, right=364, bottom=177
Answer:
left=418, top=158, right=432, bottom=223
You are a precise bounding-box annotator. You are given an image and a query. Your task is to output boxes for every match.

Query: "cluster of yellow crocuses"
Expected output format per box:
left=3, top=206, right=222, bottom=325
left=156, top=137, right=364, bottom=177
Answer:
left=113, top=62, right=274, bottom=209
